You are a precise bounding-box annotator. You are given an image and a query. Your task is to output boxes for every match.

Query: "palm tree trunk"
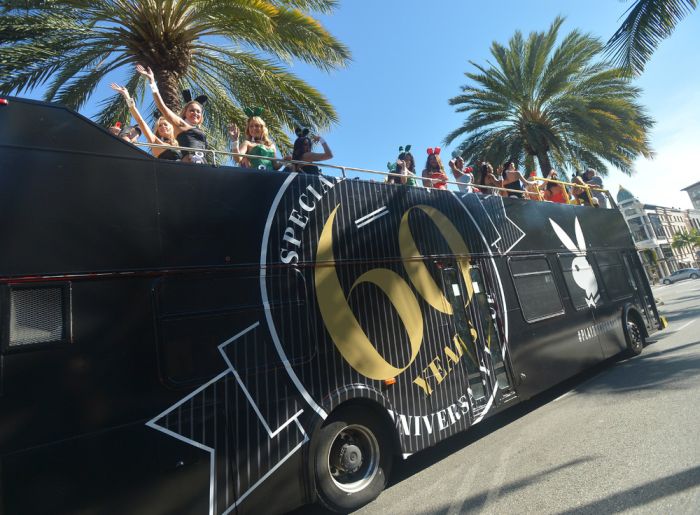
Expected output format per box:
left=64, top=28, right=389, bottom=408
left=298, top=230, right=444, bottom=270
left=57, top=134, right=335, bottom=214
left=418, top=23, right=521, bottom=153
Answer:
left=535, top=150, right=553, bottom=176
left=153, top=69, right=182, bottom=112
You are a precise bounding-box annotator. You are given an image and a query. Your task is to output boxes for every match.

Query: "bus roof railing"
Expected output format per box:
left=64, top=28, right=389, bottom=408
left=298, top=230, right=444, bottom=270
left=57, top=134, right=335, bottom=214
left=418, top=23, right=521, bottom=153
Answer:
left=134, top=141, right=616, bottom=208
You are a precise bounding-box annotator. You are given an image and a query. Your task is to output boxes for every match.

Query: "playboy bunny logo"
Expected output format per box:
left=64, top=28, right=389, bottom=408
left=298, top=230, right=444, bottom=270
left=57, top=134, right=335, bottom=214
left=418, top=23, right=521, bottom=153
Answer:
left=550, top=217, right=600, bottom=308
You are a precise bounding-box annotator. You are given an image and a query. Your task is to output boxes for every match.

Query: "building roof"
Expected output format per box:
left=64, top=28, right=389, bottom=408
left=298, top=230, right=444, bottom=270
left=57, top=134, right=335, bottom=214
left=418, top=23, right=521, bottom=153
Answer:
left=681, top=181, right=700, bottom=191
left=616, top=185, right=636, bottom=203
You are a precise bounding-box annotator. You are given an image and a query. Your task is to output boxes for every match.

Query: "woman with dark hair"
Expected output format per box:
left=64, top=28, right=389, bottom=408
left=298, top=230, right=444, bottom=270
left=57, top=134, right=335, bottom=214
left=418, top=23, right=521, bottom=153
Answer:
left=543, top=170, right=570, bottom=204
left=290, top=128, right=333, bottom=174
left=137, top=64, right=208, bottom=163
left=478, top=162, right=503, bottom=194
left=387, top=145, right=417, bottom=185
left=422, top=147, right=449, bottom=189
left=501, top=161, right=534, bottom=198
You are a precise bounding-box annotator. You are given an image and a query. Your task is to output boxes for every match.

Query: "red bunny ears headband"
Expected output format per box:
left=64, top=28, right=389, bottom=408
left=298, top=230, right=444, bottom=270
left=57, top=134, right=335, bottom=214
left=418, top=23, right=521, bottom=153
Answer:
left=427, top=147, right=441, bottom=155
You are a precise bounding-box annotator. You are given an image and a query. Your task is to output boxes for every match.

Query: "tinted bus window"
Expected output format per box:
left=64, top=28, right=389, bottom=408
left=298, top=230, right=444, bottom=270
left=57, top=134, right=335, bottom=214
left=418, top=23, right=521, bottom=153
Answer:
left=595, top=251, right=633, bottom=301
left=509, top=257, right=564, bottom=322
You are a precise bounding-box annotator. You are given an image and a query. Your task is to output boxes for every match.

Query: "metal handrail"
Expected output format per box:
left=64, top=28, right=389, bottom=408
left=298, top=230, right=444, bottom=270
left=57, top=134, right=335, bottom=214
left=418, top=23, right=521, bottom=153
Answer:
left=133, top=141, right=613, bottom=207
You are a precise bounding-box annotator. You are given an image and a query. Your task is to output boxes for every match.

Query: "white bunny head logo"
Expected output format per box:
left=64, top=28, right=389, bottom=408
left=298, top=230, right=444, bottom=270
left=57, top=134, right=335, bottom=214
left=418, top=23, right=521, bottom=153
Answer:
left=550, top=217, right=600, bottom=308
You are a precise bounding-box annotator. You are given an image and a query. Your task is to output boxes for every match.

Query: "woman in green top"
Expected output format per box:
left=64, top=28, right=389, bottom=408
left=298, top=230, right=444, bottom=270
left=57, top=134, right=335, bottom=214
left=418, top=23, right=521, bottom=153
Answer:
left=229, top=111, right=280, bottom=171
left=388, top=146, right=417, bottom=186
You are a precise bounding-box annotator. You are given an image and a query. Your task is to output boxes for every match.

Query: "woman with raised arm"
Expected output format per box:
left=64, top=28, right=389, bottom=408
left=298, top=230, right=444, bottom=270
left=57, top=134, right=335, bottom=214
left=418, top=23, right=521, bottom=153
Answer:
left=110, top=83, right=181, bottom=161
left=422, top=147, right=449, bottom=189
left=136, top=64, right=208, bottom=164
left=290, top=128, right=333, bottom=174
left=228, top=108, right=280, bottom=171
left=478, top=162, right=503, bottom=195
left=501, top=161, right=535, bottom=198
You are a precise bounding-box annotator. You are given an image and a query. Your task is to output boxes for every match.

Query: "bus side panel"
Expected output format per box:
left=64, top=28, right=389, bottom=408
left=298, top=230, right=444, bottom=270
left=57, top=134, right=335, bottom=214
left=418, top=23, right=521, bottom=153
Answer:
left=2, top=426, right=211, bottom=515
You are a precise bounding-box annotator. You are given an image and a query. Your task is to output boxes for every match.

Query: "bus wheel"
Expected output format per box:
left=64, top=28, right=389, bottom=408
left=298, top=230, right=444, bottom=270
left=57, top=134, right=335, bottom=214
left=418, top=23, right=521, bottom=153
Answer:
left=312, top=406, right=393, bottom=513
left=624, top=316, right=645, bottom=356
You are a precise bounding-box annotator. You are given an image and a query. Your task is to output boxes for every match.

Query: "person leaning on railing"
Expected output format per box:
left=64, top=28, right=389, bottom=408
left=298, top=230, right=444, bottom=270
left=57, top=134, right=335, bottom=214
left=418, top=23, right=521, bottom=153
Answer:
left=542, top=170, right=570, bottom=204
left=501, top=161, right=536, bottom=198
left=582, top=168, right=608, bottom=208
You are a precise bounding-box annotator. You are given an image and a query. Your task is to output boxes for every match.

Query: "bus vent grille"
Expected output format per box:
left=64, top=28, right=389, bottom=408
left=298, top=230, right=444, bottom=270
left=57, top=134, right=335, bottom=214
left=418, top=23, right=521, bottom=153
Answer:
left=9, top=287, right=65, bottom=347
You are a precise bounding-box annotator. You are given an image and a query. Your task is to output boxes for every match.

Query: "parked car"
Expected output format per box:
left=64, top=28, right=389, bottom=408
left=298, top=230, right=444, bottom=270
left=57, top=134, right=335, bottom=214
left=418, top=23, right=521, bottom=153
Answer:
left=661, top=267, right=700, bottom=284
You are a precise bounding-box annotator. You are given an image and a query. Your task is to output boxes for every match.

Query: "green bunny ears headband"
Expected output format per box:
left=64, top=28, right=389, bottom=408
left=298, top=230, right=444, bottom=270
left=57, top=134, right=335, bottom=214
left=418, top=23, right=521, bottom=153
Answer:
left=398, top=144, right=412, bottom=153
left=243, top=106, right=264, bottom=118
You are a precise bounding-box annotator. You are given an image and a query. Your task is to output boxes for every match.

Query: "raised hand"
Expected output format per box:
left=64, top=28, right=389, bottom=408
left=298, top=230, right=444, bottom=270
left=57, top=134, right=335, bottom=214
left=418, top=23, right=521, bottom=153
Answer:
left=109, top=83, right=130, bottom=99
left=228, top=123, right=240, bottom=141
left=136, top=64, right=155, bottom=82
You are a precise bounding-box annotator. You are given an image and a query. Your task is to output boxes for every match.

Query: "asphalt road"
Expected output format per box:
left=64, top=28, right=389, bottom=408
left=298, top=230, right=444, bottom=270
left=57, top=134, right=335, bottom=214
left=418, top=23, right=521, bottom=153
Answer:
left=350, top=278, right=700, bottom=515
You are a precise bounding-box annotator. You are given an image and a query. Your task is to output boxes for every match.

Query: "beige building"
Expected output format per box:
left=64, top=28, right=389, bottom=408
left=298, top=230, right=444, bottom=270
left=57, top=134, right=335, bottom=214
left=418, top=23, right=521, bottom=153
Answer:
left=616, top=187, right=698, bottom=282
left=681, top=180, right=700, bottom=210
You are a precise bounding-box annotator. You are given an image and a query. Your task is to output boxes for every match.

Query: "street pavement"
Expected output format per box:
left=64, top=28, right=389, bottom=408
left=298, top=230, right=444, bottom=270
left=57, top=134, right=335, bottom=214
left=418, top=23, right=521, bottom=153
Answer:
left=353, top=278, right=700, bottom=514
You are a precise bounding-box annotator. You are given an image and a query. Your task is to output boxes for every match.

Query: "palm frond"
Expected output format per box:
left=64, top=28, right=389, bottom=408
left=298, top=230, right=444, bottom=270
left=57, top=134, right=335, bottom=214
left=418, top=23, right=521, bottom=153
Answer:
left=606, top=0, right=697, bottom=75
left=447, top=16, right=654, bottom=176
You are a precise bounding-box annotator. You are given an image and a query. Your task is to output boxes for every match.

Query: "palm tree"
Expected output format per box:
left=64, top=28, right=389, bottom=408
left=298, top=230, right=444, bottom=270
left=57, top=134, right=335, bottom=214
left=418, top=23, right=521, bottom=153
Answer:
left=445, top=17, right=654, bottom=176
left=606, top=0, right=697, bottom=76
left=0, top=0, right=350, bottom=151
left=671, top=229, right=700, bottom=260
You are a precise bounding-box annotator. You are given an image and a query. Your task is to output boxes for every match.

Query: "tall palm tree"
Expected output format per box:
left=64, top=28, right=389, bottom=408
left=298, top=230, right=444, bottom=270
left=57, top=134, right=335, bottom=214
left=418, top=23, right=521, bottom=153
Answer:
left=0, top=0, right=351, bottom=151
left=607, top=0, right=697, bottom=76
left=671, top=229, right=700, bottom=260
left=445, top=17, right=654, bottom=176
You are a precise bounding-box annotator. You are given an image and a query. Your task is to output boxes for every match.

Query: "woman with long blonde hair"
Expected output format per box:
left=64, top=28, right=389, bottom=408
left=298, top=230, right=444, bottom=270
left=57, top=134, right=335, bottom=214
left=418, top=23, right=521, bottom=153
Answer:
left=110, top=83, right=181, bottom=160
left=422, top=147, right=449, bottom=189
left=137, top=64, right=208, bottom=163
left=228, top=108, right=280, bottom=171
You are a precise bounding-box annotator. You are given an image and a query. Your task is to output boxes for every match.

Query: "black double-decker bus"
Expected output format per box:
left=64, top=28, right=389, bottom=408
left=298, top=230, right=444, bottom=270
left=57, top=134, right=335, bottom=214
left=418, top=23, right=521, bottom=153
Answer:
left=0, top=98, right=664, bottom=514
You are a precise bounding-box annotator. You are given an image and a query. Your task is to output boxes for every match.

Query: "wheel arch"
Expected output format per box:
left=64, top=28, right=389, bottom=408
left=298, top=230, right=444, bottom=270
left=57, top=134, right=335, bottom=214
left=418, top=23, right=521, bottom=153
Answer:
left=622, top=303, right=648, bottom=338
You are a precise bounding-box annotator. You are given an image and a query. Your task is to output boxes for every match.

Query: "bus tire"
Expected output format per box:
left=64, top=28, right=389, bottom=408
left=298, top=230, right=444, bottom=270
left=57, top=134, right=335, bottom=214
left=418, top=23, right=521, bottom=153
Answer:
left=624, top=314, right=645, bottom=357
left=312, top=405, right=393, bottom=513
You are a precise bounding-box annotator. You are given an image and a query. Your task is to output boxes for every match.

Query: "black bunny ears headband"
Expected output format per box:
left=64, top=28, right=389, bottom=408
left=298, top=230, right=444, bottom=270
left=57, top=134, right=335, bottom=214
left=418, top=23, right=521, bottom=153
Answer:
left=182, top=89, right=208, bottom=106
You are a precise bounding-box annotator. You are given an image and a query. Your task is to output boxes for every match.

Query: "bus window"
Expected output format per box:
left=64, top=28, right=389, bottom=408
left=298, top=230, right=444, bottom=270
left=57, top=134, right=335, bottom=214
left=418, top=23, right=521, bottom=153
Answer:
left=509, top=256, right=565, bottom=323
left=594, top=251, right=634, bottom=301
left=557, top=253, right=600, bottom=310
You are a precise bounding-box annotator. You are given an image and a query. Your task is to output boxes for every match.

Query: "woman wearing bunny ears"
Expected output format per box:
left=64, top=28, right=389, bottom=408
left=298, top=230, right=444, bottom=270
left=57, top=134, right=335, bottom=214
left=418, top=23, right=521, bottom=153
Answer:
left=137, top=64, right=209, bottom=164
left=386, top=145, right=417, bottom=186
left=290, top=127, right=333, bottom=174
left=228, top=107, right=280, bottom=171
left=422, top=147, right=449, bottom=189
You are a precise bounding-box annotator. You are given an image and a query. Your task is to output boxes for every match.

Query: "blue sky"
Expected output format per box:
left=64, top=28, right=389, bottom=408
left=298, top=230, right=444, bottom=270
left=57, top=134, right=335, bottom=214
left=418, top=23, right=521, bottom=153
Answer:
left=296, top=0, right=700, bottom=209
left=12, top=0, right=699, bottom=209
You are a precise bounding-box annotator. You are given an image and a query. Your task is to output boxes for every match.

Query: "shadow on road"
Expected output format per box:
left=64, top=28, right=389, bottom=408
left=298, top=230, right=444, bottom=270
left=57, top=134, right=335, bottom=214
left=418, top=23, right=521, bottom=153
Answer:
left=578, top=341, right=700, bottom=395
left=417, top=464, right=700, bottom=515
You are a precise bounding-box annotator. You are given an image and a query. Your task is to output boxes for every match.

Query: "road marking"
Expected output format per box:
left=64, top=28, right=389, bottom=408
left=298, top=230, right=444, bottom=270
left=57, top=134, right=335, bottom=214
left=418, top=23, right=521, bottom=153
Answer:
left=675, top=320, right=695, bottom=332
left=554, top=391, right=576, bottom=402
